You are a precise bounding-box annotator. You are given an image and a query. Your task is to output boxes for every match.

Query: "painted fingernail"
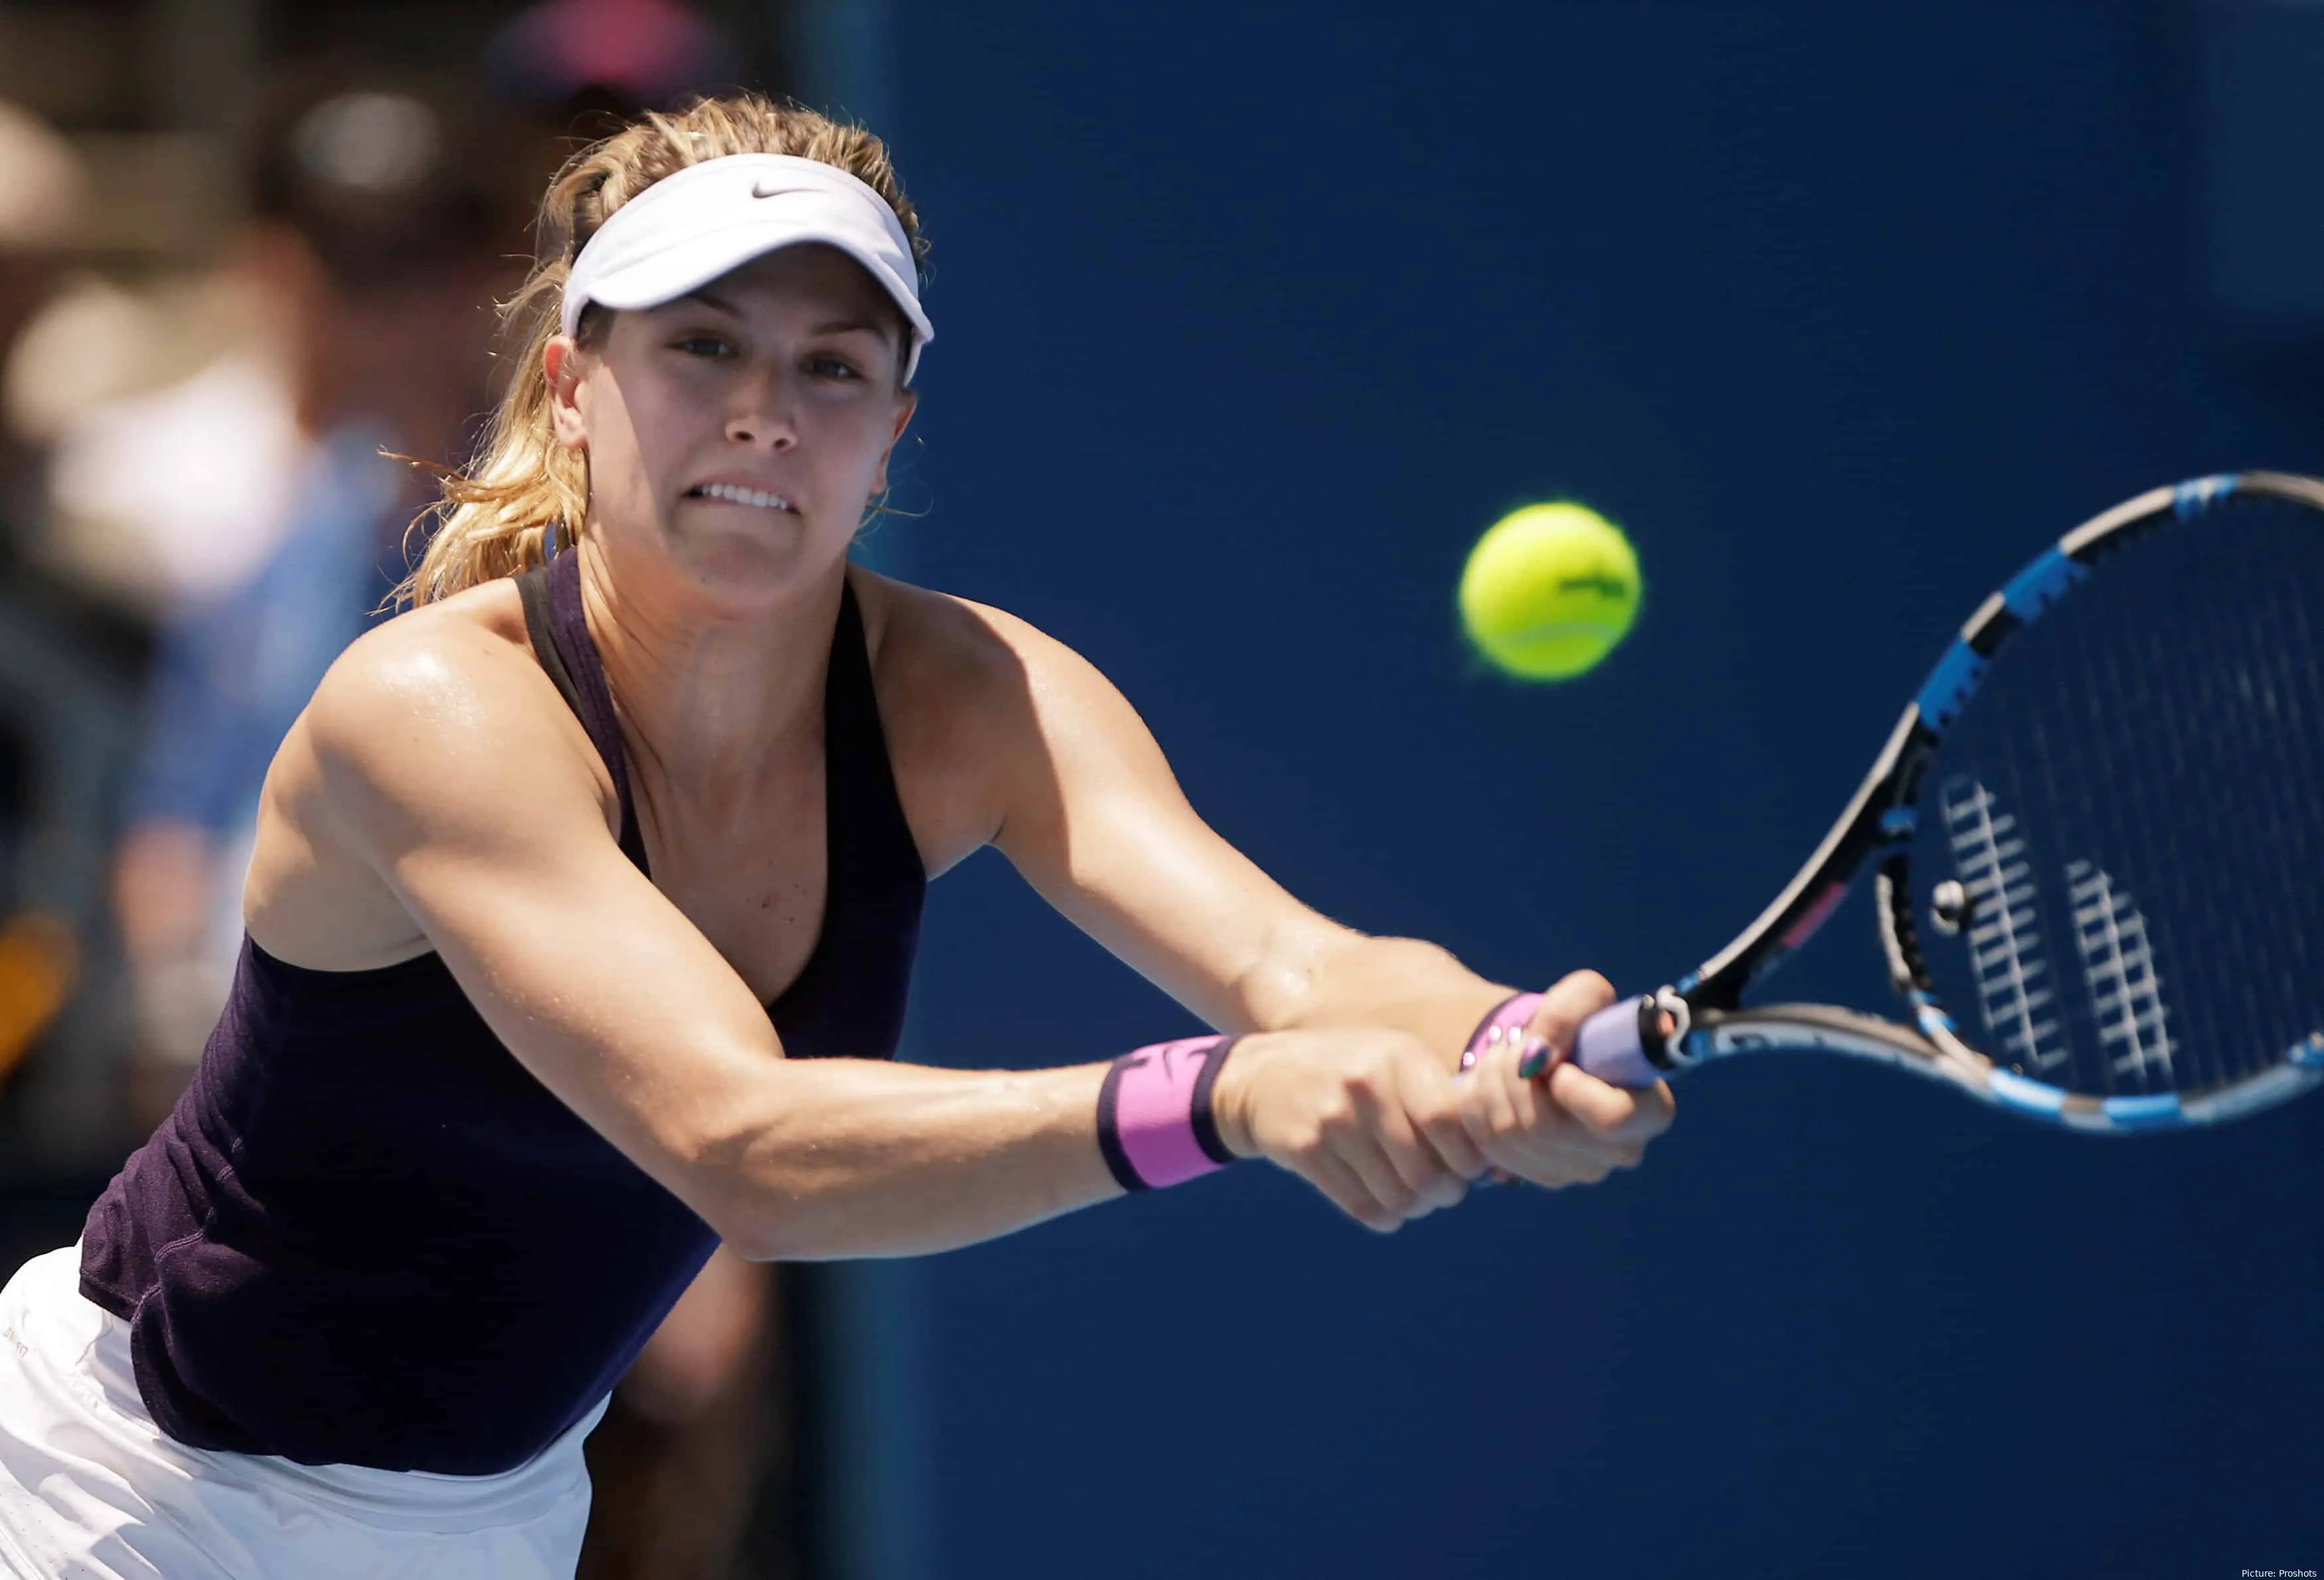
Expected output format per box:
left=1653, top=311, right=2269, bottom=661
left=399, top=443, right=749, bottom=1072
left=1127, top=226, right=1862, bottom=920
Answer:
left=1517, top=1037, right=1550, bottom=1079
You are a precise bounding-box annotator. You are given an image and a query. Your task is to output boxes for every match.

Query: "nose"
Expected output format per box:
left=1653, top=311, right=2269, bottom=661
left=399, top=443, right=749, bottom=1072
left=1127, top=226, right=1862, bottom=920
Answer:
left=724, top=364, right=797, bottom=452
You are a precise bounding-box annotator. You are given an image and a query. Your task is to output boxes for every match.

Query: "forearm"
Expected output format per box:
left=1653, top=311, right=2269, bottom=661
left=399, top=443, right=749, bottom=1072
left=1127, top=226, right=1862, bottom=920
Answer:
left=1259, top=930, right=1513, bottom=1069
left=703, top=1057, right=1121, bottom=1261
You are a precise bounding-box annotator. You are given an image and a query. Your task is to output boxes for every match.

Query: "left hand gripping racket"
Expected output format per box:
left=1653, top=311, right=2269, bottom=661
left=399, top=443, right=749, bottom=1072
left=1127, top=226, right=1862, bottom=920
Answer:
left=1572, top=472, right=2324, bottom=1131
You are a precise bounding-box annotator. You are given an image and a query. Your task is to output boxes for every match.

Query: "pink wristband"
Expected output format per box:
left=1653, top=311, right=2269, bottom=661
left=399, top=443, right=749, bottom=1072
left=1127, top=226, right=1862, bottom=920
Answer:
left=1459, top=992, right=1546, bottom=1073
left=1096, top=1035, right=1240, bottom=1191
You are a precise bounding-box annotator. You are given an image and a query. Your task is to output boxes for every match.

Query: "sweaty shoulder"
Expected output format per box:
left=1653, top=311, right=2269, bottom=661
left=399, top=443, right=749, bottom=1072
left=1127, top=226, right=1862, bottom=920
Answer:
left=246, top=579, right=618, bottom=969
left=847, top=569, right=1157, bottom=877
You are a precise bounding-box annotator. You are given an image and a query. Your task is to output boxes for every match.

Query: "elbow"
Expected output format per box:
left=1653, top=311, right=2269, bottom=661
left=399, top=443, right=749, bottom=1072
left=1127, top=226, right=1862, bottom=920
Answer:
left=710, top=1203, right=879, bottom=1263
left=685, top=1134, right=863, bottom=1262
left=666, top=1070, right=878, bottom=1261
left=694, top=1178, right=813, bottom=1263
left=678, top=1118, right=802, bottom=1263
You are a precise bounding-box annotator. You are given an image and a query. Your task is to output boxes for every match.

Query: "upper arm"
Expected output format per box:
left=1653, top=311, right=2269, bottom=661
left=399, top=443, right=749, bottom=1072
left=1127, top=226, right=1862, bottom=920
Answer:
left=948, top=602, right=1353, bottom=1032
left=298, top=618, right=788, bottom=1241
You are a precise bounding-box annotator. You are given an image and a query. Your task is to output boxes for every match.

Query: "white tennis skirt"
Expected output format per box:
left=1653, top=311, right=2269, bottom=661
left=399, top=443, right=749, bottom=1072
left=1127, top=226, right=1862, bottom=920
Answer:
left=0, top=1245, right=606, bottom=1579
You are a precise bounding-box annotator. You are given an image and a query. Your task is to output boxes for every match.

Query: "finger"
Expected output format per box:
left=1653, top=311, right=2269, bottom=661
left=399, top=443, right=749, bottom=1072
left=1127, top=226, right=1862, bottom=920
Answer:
left=1351, top=1078, right=1465, bottom=1209
left=1400, top=1058, right=1490, bottom=1182
left=1494, top=1075, right=1635, bottom=1185
left=1459, top=1035, right=1527, bottom=1161
left=1418, top=1109, right=1489, bottom=1185
left=1521, top=1154, right=1626, bottom=1190
left=1468, top=1037, right=1578, bottom=1178
left=1303, top=1146, right=1404, bottom=1233
left=1329, top=1121, right=1434, bottom=1224
left=1544, top=1061, right=1677, bottom=1141
left=1473, top=1041, right=1648, bottom=1185
left=1522, top=970, right=1620, bottom=1065
left=1526, top=1129, right=1649, bottom=1179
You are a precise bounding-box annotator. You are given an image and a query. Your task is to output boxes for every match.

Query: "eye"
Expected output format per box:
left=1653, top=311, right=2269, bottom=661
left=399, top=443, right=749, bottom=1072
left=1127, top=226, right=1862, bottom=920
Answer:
left=671, top=334, right=734, bottom=359
left=809, top=355, right=863, bottom=381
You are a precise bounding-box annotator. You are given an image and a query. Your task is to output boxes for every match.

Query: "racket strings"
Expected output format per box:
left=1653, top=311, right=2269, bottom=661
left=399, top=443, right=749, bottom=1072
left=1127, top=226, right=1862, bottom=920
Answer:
left=1909, top=495, right=2324, bottom=1101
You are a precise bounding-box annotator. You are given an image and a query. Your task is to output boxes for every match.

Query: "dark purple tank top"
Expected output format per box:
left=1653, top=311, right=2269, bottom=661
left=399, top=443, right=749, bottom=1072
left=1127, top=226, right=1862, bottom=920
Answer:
left=79, top=550, right=924, bottom=1474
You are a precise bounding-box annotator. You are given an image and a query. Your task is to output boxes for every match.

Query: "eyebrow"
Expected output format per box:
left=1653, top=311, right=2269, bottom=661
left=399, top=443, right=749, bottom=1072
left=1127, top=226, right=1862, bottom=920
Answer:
left=673, top=290, right=897, bottom=344
left=811, top=315, right=898, bottom=344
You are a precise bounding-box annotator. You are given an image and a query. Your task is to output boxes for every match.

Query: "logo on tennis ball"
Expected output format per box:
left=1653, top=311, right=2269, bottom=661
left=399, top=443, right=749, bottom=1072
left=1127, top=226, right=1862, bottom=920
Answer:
left=1457, top=501, right=1641, bottom=681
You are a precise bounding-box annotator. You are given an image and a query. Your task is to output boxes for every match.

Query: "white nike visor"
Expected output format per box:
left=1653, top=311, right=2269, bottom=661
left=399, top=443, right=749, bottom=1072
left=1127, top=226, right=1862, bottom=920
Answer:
left=560, top=152, right=932, bottom=382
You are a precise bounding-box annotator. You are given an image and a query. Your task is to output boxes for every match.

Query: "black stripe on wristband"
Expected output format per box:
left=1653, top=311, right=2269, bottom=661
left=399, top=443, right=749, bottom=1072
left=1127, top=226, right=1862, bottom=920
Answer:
left=1094, top=1053, right=1145, bottom=1193
left=1189, top=1035, right=1240, bottom=1166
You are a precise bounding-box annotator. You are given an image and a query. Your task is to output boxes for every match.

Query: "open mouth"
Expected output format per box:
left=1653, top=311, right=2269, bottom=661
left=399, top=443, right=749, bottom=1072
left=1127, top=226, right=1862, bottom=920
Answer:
left=687, top=482, right=797, bottom=513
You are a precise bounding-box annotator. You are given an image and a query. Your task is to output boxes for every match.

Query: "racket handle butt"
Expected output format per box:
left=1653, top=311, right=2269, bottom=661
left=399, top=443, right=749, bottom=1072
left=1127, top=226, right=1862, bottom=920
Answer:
left=1574, top=996, right=1665, bottom=1089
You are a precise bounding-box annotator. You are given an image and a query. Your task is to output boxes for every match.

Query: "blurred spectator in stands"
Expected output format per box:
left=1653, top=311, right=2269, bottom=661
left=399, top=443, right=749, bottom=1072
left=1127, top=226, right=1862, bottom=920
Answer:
left=486, top=0, right=739, bottom=145
left=25, top=284, right=305, bottom=618
left=0, top=100, right=141, bottom=1153
left=109, top=71, right=505, bottom=1112
left=0, top=100, right=89, bottom=535
left=7, top=98, right=293, bottom=622
left=480, top=0, right=746, bottom=301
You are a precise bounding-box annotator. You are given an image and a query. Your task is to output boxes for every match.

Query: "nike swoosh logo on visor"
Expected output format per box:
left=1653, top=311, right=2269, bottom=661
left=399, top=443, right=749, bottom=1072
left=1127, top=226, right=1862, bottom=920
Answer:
left=751, top=182, right=785, bottom=198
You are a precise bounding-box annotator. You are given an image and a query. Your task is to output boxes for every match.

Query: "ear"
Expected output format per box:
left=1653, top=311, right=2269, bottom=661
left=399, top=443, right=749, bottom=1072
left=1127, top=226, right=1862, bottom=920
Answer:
left=870, top=389, right=918, bottom=496
left=544, top=335, right=591, bottom=451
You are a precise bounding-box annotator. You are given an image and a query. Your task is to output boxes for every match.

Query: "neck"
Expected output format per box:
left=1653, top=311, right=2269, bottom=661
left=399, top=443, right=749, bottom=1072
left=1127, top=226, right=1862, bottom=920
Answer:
left=574, top=536, right=844, bottom=805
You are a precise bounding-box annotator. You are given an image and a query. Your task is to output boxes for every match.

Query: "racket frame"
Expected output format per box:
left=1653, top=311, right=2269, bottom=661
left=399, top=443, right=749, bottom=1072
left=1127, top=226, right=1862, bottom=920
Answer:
left=1590, top=471, right=2324, bottom=1131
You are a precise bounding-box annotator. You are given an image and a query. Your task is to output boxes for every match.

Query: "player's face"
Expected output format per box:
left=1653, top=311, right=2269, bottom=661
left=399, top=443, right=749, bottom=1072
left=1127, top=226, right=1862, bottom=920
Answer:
left=552, top=244, right=915, bottom=600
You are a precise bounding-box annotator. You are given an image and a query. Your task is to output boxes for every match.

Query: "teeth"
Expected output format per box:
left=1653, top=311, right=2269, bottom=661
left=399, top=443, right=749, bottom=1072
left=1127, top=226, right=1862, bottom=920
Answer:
left=695, top=482, right=793, bottom=511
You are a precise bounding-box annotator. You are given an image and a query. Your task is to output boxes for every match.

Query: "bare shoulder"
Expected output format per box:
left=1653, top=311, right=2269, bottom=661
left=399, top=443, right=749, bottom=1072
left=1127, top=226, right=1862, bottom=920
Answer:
left=852, top=567, right=1114, bottom=703
left=299, top=581, right=600, bottom=814
left=248, top=579, right=616, bottom=966
left=847, top=570, right=1135, bottom=874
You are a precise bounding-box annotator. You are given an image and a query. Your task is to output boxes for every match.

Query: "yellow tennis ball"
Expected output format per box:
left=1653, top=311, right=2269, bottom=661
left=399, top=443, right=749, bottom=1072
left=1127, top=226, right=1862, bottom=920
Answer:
left=1458, top=502, right=1642, bottom=681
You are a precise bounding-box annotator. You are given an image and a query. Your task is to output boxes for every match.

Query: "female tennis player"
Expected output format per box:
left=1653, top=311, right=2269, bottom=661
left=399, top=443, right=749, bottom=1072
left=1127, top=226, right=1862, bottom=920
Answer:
left=0, top=95, right=1673, bottom=1578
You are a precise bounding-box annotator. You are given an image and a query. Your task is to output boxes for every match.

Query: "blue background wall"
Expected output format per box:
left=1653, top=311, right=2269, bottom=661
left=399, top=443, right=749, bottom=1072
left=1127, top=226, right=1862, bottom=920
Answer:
left=869, top=3, right=2324, bottom=1575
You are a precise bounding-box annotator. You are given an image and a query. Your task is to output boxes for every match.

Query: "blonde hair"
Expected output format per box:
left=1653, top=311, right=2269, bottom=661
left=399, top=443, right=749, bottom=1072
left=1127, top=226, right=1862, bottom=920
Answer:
left=398, top=94, right=927, bottom=606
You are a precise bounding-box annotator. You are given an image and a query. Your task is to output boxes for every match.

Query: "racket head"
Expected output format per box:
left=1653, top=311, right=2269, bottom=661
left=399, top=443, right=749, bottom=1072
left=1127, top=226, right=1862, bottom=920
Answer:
left=1668, top=473, right=2324, bottom=1130
left=1887, top=472, right=2324, bottom=1128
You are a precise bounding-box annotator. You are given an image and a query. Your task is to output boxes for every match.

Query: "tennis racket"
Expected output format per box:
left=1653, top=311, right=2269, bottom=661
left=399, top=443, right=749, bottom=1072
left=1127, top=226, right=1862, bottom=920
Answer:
left=1572, top=472, right=2324, bottom=1131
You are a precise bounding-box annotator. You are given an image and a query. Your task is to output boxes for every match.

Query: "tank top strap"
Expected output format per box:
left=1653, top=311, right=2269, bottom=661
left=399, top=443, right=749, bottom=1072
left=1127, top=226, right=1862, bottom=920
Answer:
left=823, top=576, right=920, bottom=895
left=515, top=552, right=650, bottom=875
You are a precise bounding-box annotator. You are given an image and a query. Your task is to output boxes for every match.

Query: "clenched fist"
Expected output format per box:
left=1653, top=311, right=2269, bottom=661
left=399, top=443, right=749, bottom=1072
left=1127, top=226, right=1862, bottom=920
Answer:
left=1210, top=972, right=1675, bottom=1231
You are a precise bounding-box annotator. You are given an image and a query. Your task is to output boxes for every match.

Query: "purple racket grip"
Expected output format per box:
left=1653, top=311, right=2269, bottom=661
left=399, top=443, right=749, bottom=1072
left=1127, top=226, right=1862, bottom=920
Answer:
left=1573, top=996, right=1666, bottom=1089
